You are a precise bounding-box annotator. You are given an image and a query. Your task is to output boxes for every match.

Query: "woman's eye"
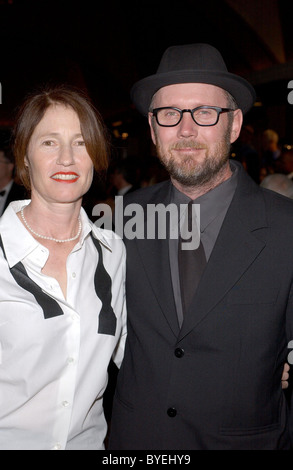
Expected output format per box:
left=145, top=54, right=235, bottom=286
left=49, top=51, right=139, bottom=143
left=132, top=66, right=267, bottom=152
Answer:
left=42, top=140, right=54, bottom=146
left=76, top=140, right=86, bottom=146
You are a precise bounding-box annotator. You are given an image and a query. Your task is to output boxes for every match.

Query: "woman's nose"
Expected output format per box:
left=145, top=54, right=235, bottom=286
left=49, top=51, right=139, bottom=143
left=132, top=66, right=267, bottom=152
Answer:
left=57, top=144, right=75, bottom=166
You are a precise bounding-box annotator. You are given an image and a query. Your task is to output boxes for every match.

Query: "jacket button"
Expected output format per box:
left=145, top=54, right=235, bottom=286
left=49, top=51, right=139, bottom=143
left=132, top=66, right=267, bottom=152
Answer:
left=174, top=347, right=184, bottom=358
left=167, top=407, right=177, bottom=417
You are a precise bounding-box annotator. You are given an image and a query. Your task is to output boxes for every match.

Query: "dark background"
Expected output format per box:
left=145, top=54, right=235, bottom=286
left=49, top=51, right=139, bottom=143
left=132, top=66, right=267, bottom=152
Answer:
left=1, top=0, right=293, bottom=169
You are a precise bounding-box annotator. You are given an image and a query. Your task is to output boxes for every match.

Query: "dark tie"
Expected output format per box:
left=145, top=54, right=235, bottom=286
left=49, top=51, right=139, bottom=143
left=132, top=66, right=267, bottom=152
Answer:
left=178, top=201, right=206, bottom=314
left=0, top=190, right=6, bottom=197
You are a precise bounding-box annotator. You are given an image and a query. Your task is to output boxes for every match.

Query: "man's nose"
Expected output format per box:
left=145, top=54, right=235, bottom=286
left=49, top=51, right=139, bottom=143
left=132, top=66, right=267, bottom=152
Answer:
left=177, top=111, right=199, bottom=137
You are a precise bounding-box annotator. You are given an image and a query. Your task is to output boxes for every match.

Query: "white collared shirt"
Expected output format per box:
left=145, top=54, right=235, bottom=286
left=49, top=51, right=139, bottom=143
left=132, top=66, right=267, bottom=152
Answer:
left=0, top=201, right=127, bottom=450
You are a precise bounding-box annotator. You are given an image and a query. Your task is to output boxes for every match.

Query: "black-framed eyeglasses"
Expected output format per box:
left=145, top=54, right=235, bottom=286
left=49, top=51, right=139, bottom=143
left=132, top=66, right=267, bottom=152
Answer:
left=151, top=106, right=234, bottom=127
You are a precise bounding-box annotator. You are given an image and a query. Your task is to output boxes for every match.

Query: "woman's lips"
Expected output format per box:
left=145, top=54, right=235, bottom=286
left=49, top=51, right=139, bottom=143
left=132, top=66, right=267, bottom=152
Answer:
left=51, top=172, right=79, bottom=183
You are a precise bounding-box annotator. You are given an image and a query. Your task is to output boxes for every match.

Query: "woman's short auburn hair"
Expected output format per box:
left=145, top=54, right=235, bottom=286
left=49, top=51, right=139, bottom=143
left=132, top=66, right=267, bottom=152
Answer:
left=12, top=85, right=110, bottom=191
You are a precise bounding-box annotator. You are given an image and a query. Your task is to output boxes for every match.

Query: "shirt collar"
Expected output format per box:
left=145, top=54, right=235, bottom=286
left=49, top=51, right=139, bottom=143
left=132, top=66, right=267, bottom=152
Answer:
left=0, top=200, right=112, bottom=267
left=118, top=184, right=133, bottom=195
left=0, top=180, right=13, bottom=194
left=171, top=161, right=238, bottom=232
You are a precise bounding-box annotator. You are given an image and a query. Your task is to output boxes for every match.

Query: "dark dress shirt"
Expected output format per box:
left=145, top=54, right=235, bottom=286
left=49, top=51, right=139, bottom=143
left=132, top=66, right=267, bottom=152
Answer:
left=169, top=161, right=238, bottom=326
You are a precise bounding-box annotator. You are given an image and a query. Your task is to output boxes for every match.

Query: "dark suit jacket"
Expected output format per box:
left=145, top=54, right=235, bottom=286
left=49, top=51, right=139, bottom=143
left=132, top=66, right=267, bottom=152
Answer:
left=1, top=181, right=28, bottom=216
left=108, top=161, right=293, bottom=450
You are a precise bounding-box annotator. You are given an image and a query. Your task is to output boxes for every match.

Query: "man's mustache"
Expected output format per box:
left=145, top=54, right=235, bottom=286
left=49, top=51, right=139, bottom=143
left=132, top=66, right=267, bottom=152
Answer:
left=171, top=141, right=208, bottom=150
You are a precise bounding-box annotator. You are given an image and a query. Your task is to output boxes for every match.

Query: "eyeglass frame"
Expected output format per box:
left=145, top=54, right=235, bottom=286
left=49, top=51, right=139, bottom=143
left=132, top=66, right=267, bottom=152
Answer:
left=151, top=105, right=235, bottom=127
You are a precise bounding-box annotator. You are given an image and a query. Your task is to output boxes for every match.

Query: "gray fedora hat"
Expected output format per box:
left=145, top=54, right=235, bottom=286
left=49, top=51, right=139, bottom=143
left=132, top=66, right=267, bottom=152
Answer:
left=131, top=43, right=256, bottom=116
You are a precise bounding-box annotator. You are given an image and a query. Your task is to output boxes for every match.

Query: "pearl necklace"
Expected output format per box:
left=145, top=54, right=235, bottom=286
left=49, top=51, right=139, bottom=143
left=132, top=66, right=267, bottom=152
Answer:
left=21, top=207, right=82, bottom=243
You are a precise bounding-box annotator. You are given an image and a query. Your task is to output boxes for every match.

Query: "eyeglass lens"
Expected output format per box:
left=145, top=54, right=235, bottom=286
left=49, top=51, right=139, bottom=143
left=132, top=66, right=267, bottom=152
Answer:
left=156, top=107, right=220, bottom=126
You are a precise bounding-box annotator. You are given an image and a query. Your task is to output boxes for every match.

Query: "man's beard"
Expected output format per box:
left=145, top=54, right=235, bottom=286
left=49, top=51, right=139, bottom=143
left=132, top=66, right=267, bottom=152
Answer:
left=156, top=132, right=232, bottom=188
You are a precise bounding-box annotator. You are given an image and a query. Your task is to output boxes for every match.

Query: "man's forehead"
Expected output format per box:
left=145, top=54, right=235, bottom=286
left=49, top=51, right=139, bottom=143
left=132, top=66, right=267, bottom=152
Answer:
left=153, top=83, right=227, bottom=103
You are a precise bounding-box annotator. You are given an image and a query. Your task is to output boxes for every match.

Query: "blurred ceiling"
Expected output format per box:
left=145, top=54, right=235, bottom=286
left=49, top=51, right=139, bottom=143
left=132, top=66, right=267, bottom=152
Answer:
left=0, top=0, right=292, bottom=131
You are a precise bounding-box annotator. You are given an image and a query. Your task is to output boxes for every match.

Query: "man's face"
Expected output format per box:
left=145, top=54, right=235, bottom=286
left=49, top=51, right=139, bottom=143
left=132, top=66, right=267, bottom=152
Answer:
left=148, top=83, right=242, bottom=188
left=0, top=151, right=14, bottom=186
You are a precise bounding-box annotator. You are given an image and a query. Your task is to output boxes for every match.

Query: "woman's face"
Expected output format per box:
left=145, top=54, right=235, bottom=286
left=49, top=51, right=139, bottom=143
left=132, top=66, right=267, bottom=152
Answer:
left=25, top=104, right=94, bottom=205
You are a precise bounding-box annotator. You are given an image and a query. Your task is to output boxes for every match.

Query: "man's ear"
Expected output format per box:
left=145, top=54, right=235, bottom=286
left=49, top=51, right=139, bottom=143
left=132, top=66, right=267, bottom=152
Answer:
left=148, top=112, right=157, bottom=146
left=230, top=109, right=243, bottom=144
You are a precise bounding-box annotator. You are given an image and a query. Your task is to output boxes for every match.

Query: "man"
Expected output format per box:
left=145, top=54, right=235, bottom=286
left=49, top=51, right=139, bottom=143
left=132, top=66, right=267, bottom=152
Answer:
left=110, top=157, right=139, bottom=196
left=0, top=145, right=27, bottom=216
left=277, top=147, right=293, bottom=180
left=108, top=44, right=293, bottom=450
left=232, top=124, right=260, bottom=184
left=261, top=129, right=281, bottom=171
left=260, top=173, right=293, bottom=199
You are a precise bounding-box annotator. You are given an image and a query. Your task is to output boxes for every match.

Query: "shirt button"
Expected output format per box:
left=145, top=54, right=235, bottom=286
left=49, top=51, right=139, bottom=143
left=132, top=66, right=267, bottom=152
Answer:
left=72, top=272, right=76, bottom=279
left=62, top=401, right=70, bottom=407
left=167, top=407, right=177, bottom=418
left=67, top=357, right=75, bottom=364
left=52, top=443, right=62, bottom=450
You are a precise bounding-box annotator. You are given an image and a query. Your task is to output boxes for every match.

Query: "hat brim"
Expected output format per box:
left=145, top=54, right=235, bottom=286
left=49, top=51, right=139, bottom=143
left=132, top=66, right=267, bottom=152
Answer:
left=130, top=70, right=256, bottom=116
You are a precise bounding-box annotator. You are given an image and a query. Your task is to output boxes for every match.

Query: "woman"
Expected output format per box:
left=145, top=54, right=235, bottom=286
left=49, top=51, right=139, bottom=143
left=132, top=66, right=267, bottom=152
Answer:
left=0, top=86, right=127, bottom=450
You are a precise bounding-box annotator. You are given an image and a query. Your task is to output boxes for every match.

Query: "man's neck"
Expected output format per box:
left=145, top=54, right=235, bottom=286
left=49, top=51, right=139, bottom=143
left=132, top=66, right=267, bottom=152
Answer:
left=171, top=164, right=232, bottom=200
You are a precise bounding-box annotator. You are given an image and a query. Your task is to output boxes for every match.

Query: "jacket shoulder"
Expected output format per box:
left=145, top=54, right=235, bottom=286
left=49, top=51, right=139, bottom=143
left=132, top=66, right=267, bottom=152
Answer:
left=123, top=180, right=171, bottom=206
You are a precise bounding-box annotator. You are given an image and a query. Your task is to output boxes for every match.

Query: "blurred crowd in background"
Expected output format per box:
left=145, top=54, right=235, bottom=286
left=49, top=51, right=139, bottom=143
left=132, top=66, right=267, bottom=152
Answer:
left=1, top=121, right=293, bottom=222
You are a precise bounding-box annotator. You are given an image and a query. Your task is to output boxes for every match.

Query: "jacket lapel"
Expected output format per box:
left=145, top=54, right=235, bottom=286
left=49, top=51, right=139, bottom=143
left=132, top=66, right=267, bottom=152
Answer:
left=178, top=168, right=268, bottom=341
left=130, top=181, right=180, bottom=336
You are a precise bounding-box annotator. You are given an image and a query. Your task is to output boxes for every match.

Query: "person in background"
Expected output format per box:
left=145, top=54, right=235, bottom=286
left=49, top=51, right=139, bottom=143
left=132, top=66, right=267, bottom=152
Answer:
left=260, top=173, right=293, bottom=199
left=0, top=145, right=27, bottom=216
left=261, top=128, right=281, bottom=171
left=108, top=43, right=293, bottom=450
left=0, top=85, right=126, bottom=450
left=276, top=146, right=293, bottom=180
left=232, top=124, right=260, bottom=184
left=110, top=157, right=140, bottom=196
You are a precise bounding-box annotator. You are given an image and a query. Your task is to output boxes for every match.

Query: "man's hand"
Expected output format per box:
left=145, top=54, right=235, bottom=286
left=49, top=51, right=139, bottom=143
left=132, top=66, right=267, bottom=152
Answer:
left=282, top=362, right=290, bottom=389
